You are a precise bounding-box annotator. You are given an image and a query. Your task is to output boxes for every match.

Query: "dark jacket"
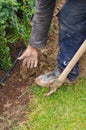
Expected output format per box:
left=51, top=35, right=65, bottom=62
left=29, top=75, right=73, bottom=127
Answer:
left=29, top=0, right=56, bottom=48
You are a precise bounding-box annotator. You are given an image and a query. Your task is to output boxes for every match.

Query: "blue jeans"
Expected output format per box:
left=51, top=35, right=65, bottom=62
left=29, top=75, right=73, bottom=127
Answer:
left=57, top=0, right=86, bottom=80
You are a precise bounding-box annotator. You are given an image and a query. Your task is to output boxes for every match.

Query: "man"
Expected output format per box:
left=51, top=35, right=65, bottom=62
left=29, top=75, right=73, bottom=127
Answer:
left=18, top=0, right=86, bottom=87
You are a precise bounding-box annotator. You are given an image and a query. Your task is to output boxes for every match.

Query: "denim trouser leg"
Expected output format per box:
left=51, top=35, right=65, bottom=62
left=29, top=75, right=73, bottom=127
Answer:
left=57, top=21, right=84, bottom=80
left=57, top=0, right=86, bottom=81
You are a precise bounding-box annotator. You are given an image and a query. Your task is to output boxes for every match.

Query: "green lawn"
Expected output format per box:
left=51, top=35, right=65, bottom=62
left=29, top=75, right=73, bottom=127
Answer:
left=12, top=78, right=86, bottom=130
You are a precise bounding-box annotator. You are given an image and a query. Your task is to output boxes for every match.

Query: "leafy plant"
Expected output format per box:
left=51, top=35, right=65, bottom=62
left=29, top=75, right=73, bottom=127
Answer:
left=0, top=0, right=34, bottom=70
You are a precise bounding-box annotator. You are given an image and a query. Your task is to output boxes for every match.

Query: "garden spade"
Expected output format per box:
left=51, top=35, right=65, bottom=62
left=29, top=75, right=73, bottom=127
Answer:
left=45, top=40, right=86, bottom=96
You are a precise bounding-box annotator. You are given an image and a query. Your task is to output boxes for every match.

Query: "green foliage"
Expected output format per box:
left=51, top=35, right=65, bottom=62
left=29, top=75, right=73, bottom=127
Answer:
left=0, top=0, right=34, bottom=70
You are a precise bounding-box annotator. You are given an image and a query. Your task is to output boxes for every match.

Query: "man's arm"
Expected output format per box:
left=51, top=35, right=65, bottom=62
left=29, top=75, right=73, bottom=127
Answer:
left=18, top=0, right=56, bottom=68
left=29, top=0, right=56, bottom=48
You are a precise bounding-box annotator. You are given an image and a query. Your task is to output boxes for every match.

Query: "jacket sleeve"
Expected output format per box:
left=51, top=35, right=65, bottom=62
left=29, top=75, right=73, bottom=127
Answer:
left=29, top=0, right=56, bottom=49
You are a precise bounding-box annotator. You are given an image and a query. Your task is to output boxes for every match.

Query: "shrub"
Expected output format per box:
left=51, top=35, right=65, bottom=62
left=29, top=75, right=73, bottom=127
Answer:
left=0, top=0, right=34, bottom=70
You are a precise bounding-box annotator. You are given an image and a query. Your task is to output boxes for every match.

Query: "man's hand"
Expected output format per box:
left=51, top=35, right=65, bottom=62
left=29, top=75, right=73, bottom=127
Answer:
left=18, top=45, right=38, bottom=68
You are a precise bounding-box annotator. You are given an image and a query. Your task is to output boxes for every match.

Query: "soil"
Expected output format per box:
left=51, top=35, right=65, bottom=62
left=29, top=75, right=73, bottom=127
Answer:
left=0, top=1, right=86, bottom=130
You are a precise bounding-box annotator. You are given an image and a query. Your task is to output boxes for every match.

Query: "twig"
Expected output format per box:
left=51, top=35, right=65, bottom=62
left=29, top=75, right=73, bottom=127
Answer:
left=0, top=117, right=6, bottom=121
left=18, top=89, right=29, bottom=99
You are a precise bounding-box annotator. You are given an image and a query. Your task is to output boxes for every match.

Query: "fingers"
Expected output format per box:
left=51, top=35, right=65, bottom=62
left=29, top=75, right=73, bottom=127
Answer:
left=18, top=53, right=26, bottom=60
left=18, top=49, right=30, bottom=60
left=31, top=59, right=38, bottom=68
left=27, top=60, right=38, bottom=68
left=34, top=59, right=38, bottom=68
left=22, top=57, right=38, bottom=68
left=30, top=60, right=34, bottom=68
left=22, top=58, right=28, bottom=66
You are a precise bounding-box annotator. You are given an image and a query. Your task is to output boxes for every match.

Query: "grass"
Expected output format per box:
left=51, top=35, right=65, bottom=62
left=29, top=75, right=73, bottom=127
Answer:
left=12, top=78, right=86, bottom=130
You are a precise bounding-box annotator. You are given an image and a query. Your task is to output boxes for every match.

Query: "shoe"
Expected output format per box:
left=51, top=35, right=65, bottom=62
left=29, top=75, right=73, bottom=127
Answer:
left=35, top=68, right=61, bottom=87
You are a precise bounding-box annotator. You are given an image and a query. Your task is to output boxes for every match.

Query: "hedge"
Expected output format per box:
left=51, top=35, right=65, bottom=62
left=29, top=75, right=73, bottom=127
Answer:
left=0, top=0, right=34, bottom=70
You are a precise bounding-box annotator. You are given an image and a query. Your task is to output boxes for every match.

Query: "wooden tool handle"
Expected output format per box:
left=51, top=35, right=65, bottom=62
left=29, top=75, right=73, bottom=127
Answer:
left=45, top=40, right=86, bottom=96
left=58, top=40, right=86, bottom=82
